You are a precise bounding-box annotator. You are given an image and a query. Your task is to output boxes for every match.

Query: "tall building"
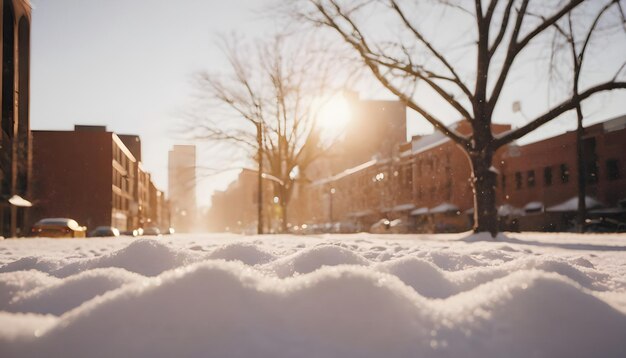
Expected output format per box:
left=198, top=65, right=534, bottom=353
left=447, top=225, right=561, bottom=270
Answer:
left=1, top=0, right=32, bottom=237
left=30, top=125, right=170, bottom=232
left=168, top=145, right=196, bottom=232
left=31, top=127, right=137, bottom=230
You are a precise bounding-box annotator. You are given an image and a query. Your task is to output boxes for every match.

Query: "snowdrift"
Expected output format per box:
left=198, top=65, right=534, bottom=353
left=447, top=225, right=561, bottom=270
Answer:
left=0, top=233, right=625, bottom=358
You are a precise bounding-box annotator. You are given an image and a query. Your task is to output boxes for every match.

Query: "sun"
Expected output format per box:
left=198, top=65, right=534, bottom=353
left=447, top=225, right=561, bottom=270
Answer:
left=317, top=94, right=352, bottom=133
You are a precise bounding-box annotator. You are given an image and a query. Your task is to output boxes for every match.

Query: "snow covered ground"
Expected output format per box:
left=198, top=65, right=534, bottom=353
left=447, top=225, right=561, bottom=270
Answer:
left=1, top=232, right=625, bottom=358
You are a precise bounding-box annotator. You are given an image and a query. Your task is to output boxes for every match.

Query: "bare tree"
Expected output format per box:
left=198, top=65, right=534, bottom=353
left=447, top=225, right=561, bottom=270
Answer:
left=549, top=1, right=626, bottom=232
left=291, top=0, right=626, bottom=236
left=187, top=35, right=335, bottom=233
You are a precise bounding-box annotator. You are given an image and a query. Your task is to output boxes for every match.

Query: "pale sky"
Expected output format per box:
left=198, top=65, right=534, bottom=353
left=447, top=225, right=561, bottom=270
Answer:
left=31, top=0, right=279, bottom=207
left=31, top=0, right=626, bottom=207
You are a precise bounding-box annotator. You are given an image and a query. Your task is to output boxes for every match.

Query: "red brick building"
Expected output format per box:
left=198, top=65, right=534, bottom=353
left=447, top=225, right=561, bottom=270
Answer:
left=30, top=126, right=169, bottom=232
left=290, top=116, right=626, bottom=233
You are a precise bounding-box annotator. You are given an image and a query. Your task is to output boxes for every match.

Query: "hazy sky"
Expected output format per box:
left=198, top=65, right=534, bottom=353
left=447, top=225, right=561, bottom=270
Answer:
left=31, top=0, right=278, bottom=206
left=31, top=0, right=626, bottom=207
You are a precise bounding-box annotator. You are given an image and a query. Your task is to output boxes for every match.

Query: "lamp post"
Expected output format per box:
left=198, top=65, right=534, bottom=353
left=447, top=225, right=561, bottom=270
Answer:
left=255, top=121, right=264, bottom=235
left=329, top=187, right=336, bottom=231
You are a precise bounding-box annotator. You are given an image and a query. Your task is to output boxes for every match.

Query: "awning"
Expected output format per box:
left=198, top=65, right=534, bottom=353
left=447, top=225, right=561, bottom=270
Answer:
left=430, top=203, right=460, bottom=214
left=547, top=196, right=603, bottom=212
left=391, top=203, right=416, bottom=212
left=498, top=204, right=524, bottom=217
left=524, top=201, right=544, bottom=212
left=8, top=195, right=32, bottom=207
left=348, top=210, right=374, bottom=218
left=410, top=207, right=429, bottom=216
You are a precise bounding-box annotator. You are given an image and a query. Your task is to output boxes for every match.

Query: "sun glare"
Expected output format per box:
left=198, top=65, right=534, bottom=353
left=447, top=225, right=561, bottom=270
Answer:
left=317, top=94, right=352, bottom=133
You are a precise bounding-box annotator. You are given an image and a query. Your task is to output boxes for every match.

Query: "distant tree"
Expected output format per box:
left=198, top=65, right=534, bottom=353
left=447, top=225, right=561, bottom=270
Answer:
left=549, top=2, right=626, bottom=232
left=187, top=35, right=336, bottom=233
left=291, top=0, right=626, bottom=236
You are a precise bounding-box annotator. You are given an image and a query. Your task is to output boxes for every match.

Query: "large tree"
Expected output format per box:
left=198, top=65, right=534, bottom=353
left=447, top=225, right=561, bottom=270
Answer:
left=292, top=0, right=626, bottom=236
left=188, top=35, right=336, bottom=233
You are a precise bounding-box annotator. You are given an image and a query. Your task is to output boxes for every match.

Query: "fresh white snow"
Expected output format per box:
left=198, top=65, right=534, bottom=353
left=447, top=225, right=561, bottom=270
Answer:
left=0, top=232, right=625, bottom=358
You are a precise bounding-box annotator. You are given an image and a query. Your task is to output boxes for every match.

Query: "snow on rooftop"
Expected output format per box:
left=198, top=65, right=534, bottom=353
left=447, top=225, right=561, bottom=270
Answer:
left=1, top=233, right=626, bottom=357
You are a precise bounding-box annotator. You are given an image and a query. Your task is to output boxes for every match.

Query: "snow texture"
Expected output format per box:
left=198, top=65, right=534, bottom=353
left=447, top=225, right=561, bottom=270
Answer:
left=0, top=233, right=625, bottom=358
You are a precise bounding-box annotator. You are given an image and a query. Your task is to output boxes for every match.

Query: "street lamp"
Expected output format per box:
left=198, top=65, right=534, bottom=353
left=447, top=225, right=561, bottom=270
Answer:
left=329, top=187, right=336, bottom=232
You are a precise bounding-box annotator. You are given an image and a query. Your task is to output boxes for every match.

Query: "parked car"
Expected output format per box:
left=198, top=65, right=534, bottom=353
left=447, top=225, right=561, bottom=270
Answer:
left=143, top=227, right=161, bottom=236
left=120, top=229, right=141, bottom=237
left=30, top=218, right=87, bottom=238
left=585, top=218, right=626, bottom=233
left=89, top=226, right=120, bottom=237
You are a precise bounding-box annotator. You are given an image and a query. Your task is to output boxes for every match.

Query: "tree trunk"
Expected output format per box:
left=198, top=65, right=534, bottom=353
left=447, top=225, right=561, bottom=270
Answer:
left=575, top=104, right=587, bottom=233
left=281, top=200, right=288, bottom=233
left=469, top=149, right=499, bottom=237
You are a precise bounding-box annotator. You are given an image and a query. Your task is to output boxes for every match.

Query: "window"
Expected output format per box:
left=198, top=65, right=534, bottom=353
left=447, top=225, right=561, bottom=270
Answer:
left=501, top=174, right=506, bottom=190
left=527, top=170, right=535, bottom=188
left=560, top=164, right=569, bottom=183
left=607, top=159, right=620, bottom=180
left=515, top=172, right=522, bottom=189
left=544, top=167, right=553, bottom=186
left=404, top=166, right=413, bottom=186
left=587, top=161, right=599, bottom=184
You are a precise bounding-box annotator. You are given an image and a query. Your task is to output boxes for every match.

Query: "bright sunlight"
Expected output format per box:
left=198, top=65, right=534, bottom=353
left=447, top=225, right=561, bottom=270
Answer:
left=316, top=93, right=352, bottom=134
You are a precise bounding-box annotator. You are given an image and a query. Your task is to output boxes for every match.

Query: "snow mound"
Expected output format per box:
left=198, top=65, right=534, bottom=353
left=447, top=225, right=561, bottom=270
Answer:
left=416, top=250, right=484, bottom=271
left=54, top=239, right=199, bottom=277
left=0, top=256, right=66, bottom=275
left=378, top=257, right=457, bottom=298
left=7, top=268, right=144, bottom=315
left=208, top=243, right=277, bottom=265
left=269, top=244, right=371, bottom=277
left=1, top=264, right=625, bottom=358
left=1, top=233, right=626, bottom=357
left=443, top=271, right=626, bottom=357
left=0, top=271, right=59, bottom=310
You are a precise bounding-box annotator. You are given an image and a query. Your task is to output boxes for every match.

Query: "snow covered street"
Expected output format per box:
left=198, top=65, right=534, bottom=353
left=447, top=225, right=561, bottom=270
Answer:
left=1, top=232, right=625, bottom=357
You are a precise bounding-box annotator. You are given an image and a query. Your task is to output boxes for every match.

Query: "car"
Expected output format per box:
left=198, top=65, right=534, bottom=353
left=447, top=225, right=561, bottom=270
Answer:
left=120, top=229, right=141, bottom=237
left=585, top=218, right=626, bottom=233
left=142, top=227, right=161, bottom=236
left=30, top=218, right=87, bottom=238
left=89, top=226, right=120, bottom=237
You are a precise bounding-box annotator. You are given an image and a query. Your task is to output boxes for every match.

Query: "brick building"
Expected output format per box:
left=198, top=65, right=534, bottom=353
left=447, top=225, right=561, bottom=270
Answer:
left=30, top=126, right=169, bottom=232
left=288, top=117, right=626, bottom=233
left=1, top=0, right=32, bottom=237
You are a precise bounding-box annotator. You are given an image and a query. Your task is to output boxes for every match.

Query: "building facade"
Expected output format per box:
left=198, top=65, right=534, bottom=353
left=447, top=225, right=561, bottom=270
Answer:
left=168, top=145, right=196, bottom=232
left=1, top=0, right=31, bottom=237
left=207, top=168, right=275, bottom=233
left=30, top=126, right=169, bottom=232
left=211, top=114, right=626, bottom=233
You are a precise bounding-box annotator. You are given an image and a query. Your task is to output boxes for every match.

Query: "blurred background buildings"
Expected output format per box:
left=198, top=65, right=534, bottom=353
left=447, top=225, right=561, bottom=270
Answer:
left=168, top=145, right=197, bottom=232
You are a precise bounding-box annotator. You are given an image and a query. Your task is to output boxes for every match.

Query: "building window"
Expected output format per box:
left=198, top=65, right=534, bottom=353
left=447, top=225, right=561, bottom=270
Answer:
left=527, top=170, right=535, bottom=188
left=560, top=164, right=570, bottom=183
left=587, top=161, right=599, bottom=184
left=501, top=174, right=506, bottom=190
left=515, top=172, right=522, bottom=190
left=544, top=166, right=553, bottom=186
left=607, top=159, right=620, bottom=180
